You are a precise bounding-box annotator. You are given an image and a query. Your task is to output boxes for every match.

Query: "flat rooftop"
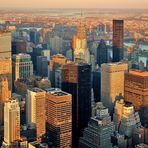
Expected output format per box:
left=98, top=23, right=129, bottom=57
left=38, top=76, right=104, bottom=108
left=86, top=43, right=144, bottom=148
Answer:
left=29, top=87, right=44, bottom=93
left=46, top=88, right=69, bottom=96
left=105, top=62, right=126, bottom=66
left=129, top=70, right=148, bottom=77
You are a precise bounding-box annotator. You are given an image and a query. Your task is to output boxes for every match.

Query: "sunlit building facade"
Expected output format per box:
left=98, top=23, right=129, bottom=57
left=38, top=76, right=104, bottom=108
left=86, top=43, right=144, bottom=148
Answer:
left=46, top=88, right=72, bottom=148
left=101, top=62, right=128, bottom=113
left=124, top=70, right=148, bottom=111
left=73, top=23, right=90, bottom=63
left=3, top=99, right=20, bottom=147
left=0, top=32, right=11, bottom=59
left=26, top=88, right=46, bottom=141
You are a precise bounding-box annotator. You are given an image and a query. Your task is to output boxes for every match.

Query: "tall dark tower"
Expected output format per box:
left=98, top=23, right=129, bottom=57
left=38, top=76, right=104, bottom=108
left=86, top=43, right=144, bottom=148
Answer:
left=62, top=63, right=91, bottom=147
left=113, top=20, right=124, bottom=62
left=96, top=39, right=108, bottom=66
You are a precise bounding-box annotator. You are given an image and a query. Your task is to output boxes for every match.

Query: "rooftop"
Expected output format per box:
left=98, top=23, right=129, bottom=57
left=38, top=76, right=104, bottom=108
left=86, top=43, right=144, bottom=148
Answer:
left=105, top=62, right=126, bottom=66
left=129, top=69, right=148, bottom=77
left=29, top=87, right=44, bottom=93
left=46, top=88, right=69, bottom=96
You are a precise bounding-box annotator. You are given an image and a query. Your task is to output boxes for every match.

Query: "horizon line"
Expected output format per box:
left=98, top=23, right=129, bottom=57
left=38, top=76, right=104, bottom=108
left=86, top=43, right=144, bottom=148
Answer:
left=0, top=7, right=148, bottom=10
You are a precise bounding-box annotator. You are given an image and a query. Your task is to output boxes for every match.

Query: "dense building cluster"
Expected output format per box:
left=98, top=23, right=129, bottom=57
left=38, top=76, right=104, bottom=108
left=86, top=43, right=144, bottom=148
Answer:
left=0, top=10, right=148, bottom=148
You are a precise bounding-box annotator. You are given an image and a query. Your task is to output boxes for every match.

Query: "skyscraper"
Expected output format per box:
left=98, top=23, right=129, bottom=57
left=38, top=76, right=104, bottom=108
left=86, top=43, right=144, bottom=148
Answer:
left=113, top=99, right=141, bottom=138
left=12, top=53, right=33, bottom=81
left=113, top=20, right=124, bottom=62
left=0, top=77, right=11, bottom=126
left=101, top=62, right=128, bottom=113
left=0, top=58, right=12, bottom=92
left=36, top=56, right=48, bottom=77
left=73, top=23, right=90, bottom=63
left=49, top=54, right=70, bottom=87
left=93, top=66, right=101, bottom=102
left=79, top=102, right=115, bottom=148
left=113, top=99, right=141, bottom=137
left=62, top=63, right=91, bottom=147
left=3, top=99, right=20, bottom=147
left=26, top=88, right=46, bottom=141
left=124, top=70, right=148, bottom=111
left=0, top=32, right=11, bottom=59
left=0, top=77, right=11, bottom=103
left=96, top=39, right=108, bottom=66
left=46, top=88, right=72, bottom=148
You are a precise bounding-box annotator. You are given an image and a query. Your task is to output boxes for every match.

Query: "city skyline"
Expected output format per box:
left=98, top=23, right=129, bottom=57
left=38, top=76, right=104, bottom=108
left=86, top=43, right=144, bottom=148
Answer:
left=0, top=0, right=148, bottom=9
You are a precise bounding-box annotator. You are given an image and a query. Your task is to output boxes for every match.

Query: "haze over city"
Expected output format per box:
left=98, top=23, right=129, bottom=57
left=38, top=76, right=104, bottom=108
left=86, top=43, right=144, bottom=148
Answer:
left=0, top=0, right=148, bottom=8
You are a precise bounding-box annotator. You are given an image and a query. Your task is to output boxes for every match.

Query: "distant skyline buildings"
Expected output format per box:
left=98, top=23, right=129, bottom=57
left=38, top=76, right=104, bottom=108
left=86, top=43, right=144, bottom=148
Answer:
left=0, top=0, right=148, bottom=9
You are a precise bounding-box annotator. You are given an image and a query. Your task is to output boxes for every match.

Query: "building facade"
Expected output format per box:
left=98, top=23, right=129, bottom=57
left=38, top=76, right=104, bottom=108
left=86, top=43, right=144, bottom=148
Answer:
left=96, top=39, right=108, bottom=66
left=124, top=70, right=148, bottom=111
left=101, top=62, right=128, bottom=113
left=62, top=63, right=91, bottom=147
left=26, top=88, right=46, bottom=141
left=3, top=99, right=20, bottom=146
left=46, top=88, right=72, bottom=148
left=73, top=23, right=90, bottom=63
left=12, top=53, right=33, bottom=81
left=0, top=32, right=11, bottom=59
left=112, top=20, right=124, bottom=62
left=79, top=102, right=115, bottom=148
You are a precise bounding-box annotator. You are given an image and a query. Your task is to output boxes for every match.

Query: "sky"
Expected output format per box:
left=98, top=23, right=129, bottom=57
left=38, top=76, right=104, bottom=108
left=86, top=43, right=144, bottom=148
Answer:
left=0, top=0, right=148, bottom=9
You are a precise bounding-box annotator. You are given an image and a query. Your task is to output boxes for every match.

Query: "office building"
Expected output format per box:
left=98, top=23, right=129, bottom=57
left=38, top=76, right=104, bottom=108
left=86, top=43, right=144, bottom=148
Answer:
left=12, top=40, right=27, bottom=54
left=111, top=132, right=127, bottom=148
left=101, top=62, right=128, bottom=113
left=49, top=54, right=70, bottom=87
left=93, top=66, right=101, bottom=102
left=12, top=53, right=33, bottom=81
left=79, top=102, right=115, bottom=148
left=49, top=36, right=63, bottom=54
left=0, top=58, right=12, bottom=92
left=36, top=56, right=48, bottom=77
left=29, top=29, right=40, bottom=45
left=0, top=77, right=11, bottom=126
left=46, top=88, right=72, bottom=148
left=96, top=39, right=108, bottom=66
left=124, top=70, right=148, bottom=111
left=0, top=77, right=11, bottom=103
left=113, top=99, right=141, bottom=137
left=113, top=20, right=124, bottom=62
left=2, top=99, right=20, bottom=146
left=0, top=32, right=11, bottom=59
left=132, top=128, right=145, bottom=147
left=26, top=88, right=46, bottom=141
left=55, top=67, right=62, bottom=88
left=62, top=63, right=91, bottom=147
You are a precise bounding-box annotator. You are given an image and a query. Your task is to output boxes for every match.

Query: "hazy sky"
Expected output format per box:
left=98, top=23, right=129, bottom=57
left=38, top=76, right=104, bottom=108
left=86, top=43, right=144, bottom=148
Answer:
left=0, top=0, right=148, bottom=8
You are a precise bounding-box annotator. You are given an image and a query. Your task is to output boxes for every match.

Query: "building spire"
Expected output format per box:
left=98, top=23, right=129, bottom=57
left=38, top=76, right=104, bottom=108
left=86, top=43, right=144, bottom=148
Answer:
left=77, top=10, right=86, bottom=39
